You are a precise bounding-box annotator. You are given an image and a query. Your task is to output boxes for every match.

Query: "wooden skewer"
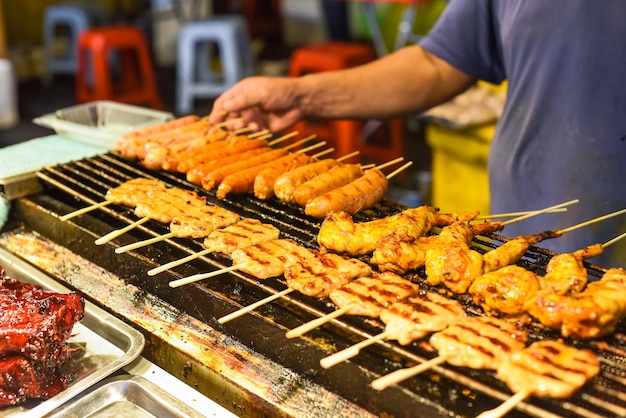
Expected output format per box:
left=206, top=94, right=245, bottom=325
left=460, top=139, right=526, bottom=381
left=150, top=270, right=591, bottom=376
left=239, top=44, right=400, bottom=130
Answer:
left=475, top=390, right=532, bottom=418
left=60, top=200, right=112, bottom=221
left=115, top=231, right=176, bottom=254
left=320, top=330, right=393, bottom=369
left=148, top=247, right=216, bottom=276
left=360, top=163, right=376, bottom=170
left=217, top=288, right=293, bottom=324
left=256, top=133, right=274, bottom=141
left=285, top=304, right=355, bottom=339
left=95, top=217, right=150, bottom=245
left=386, top=161, right=413, bottom=180
left=282, top=135, right=316, bottom=151
left=557, top=207, right=626, bottom=234
left=169, top=264, right=242, bottom=288
left=602, top=231, right=626, bottom=249
left=296, top=141, right=327, bottom=155
left=267, top=131, right=299, bottom=146
left=247, top=129, right=271, bottom=139
left=311, top=148, right=335, bottom=159
left=370, top=355, right=448, bottom=391
left=374, top=157, right=404, bottom=172
left=233, top=126, right=253, bottom=135
left=335, top=151, right=360, bottom=162
left=473, top=208, right=567, bottom=220
left=501, top=199, right=579, bottom=226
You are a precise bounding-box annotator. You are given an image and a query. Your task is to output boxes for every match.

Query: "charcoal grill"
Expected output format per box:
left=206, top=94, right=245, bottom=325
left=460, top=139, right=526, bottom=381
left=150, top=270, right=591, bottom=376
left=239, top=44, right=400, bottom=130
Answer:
left=1, top=152, right=625, bottom=418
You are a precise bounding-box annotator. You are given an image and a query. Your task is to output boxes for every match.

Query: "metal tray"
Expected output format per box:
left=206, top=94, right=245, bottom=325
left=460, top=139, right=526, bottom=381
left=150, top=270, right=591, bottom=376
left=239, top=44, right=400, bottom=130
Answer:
left=46, top=374, right=205, bottom=418
left=0, top=248, right=145, bottom=418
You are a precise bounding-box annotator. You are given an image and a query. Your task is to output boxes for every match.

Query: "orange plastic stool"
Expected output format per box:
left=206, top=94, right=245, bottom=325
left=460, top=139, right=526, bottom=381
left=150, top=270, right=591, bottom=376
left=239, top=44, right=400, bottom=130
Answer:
left=76, top=26, right=162, bottom=109
left=288, top=42, right=405, bottom=163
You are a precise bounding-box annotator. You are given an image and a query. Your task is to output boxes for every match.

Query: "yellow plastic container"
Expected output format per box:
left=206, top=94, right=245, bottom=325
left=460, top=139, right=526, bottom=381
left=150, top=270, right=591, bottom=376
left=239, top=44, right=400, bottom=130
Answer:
left=426, top=122, right=494, bottom=216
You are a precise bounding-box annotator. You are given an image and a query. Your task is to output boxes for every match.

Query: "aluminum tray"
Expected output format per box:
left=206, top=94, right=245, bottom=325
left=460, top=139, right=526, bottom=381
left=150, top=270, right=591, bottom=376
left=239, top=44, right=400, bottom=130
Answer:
left=46, top=374, right=205, bottom=418
left=0, top=248, right=145, bottom=418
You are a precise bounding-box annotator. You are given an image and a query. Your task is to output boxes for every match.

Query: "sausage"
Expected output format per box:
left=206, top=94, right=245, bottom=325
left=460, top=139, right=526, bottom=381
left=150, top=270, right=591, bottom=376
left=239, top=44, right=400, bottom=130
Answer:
left=115, top=115, right=200, bottom=159
left=293, top=164, right=364, bottom=207
left=253, top=154, right=313, bottom=200
left=273, top=159, right=340, bottom=203
left=186, top=147, right=271, bottom=185
left=160, top=131, right=242, bottom=172
left=177, top=138, right=269, bottom=173
left=217, top=153, right=310, bottom=199
left=201, top=148, right=289, bottom=191
left=138, top=121, right=214, bottom=161
left=304, top=168, right=388, bottom=218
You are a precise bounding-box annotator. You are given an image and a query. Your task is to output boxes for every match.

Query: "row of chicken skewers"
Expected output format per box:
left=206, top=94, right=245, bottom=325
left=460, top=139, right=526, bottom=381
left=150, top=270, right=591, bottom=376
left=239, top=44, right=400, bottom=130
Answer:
left=60, top=175, right=626, bottom=417
left=111, top=114, right=411, bottom=218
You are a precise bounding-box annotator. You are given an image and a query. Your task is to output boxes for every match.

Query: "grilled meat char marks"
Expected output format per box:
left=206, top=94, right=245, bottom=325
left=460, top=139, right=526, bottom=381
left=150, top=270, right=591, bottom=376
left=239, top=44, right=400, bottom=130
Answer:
left=0, top=269, right=84, bottom=406
left=230, top=239, right=309, bottom=280
left=203, top=219, right=281, bottom=255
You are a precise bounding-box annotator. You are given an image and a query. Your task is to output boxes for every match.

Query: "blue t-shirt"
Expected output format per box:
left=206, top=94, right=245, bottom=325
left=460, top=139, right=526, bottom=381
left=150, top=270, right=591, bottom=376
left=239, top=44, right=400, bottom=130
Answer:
left=420, top=0, right=626, bottom=268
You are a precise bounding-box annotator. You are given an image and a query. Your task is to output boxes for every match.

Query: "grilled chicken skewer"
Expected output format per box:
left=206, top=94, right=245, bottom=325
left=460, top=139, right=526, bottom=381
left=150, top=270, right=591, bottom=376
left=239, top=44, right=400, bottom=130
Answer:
left=320, top=290, right=467, bottom=369
left=147, top=218, right=280, bottom=276
left=217, top=249, right=372, bottom=324
left=477, top=340, right=600, bottom=418
left=60, top=178, right=167, bottom=221
left=371, top=316, right=528, bottom=391
left=285, top=272, right=420, bottom=339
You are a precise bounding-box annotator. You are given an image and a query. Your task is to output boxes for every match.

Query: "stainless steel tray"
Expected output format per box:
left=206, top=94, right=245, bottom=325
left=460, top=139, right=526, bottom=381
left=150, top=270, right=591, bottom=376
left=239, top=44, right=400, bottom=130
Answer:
left=0, top=248, right=145, bottom=417
left=46, top=374, right=205, bottom=418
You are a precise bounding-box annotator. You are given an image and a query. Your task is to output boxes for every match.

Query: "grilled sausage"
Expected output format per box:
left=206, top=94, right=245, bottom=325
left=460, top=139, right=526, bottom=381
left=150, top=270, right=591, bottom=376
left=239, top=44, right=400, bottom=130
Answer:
left=293, top=164, right=364, bottom=207
left=273, top=159, right=340, bottom=203
left=202, top=148, right=289, bottom=191
left=186, top=147, right=271, bottom=185
left=253, top=154, right=313, bottom=200
left=177, top=138, right=269, bottom=173
left=304, top=168, right=388, bottom=218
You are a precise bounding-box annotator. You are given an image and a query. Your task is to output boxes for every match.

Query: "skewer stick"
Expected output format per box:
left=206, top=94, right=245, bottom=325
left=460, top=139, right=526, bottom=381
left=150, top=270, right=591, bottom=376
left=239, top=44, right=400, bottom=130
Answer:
left=360, top=163, right=376, bottom=170
left=502, top=199, right=579, bottom=226
left=475, top=390, right=531, bottom=418
left=473, top=208, right=567, bottom=220
left=386, top=161, right=413, bottom=180
left=285, top=304, right=355, bottom=339
left=320, top=330, right=393, bottom=369
left=283, top=135, right=317, bottom=150
left=374, top=157, right=404, bottom=172
left=218, top=288, right=293, bottom=324
left=169, top=264, right=242, bottom=287
left=95, top=217, right=150, bottom=245
left=602, top=231, right=626, bottom=248
left=233, top=126, right=253, bottom=135
left=148, top=247, right=215, bottom=276
left=267, top=131, right=299, bottom=146
left=295, top=141, right=327, bottom=155
left=60, top=200, right=112, bottom=221
left=557, top=207, right=626, bottom=234
left=336, top=151, right=360, bottom=162
left=312, top=148, right=335, bottom=159
left=256, top=133, right=274, bottom=141
left=248, top=129, right=271, bottom=139
left=370, top=355, right=448, bottom=391
left=215, top=117, right=243, bottom=129
left=115, top=232, right=176, bottom=254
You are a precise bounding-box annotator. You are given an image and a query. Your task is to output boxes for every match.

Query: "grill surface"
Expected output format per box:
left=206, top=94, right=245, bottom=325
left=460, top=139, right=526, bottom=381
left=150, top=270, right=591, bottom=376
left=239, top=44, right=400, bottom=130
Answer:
left=2, top=152, right=625, bottom=418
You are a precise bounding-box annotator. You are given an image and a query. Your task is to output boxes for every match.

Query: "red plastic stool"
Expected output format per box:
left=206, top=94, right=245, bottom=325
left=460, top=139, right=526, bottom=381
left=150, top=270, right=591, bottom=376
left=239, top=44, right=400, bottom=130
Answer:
left=76, top=26, right=162, bottom=109
left=288, top=42, right=405, bottom=163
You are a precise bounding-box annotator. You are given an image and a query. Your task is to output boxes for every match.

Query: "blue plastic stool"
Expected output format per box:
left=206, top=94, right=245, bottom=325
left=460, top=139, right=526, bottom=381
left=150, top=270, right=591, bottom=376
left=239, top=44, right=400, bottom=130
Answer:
left=42, top=3, right=108, bottom=84
left=176, top=15, right=254, bottom=115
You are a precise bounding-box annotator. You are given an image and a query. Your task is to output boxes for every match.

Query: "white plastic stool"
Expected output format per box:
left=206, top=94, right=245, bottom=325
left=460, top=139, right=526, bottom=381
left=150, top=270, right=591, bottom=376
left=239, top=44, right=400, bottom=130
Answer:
left=0, top=59, right=18, bottom=129
left=176, top=15, right=254, bottom=115
left=42, top=3, right=108, bottom=84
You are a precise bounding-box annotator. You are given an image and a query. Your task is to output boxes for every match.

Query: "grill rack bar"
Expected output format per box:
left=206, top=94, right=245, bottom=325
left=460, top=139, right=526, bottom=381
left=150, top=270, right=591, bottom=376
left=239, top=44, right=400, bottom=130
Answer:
left=24, top=152, right=626, bottom=417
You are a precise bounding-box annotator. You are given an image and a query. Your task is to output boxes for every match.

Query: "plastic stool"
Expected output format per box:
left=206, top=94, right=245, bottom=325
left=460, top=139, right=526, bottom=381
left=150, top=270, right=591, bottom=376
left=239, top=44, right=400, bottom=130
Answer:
left=289, top=42, right=405, bottom=163
left=42, top=3, right=107, bottom=84
left=176, top=15, right=254, bottom=115
left=76, top=26, right=162, bottom=109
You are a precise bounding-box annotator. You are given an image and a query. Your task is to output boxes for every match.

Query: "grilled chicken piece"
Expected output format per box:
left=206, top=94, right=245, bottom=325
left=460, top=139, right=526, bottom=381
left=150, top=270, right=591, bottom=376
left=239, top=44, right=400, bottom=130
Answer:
left=424, top=220, right=487, bottom=294
left=169, top=205, right=240, bottom=238
left=429, top=316, right=527, bottom=370
left=469, top=265, right=540, bottom=317
left=134, top=187, right=207, bottom=223
left=104, top=178, right=167, bottom=207
left=539, top=244, right=604, bottom=295
left=285, top=251, right=372, bottom=298
left=329, top=272, right=421, bottom=317
left=526, top=267, right=626, bottom=338
left=230, top=239, right=313, bottom=279
left=318, top=206, right=457, bottom=256
left=379, top=291, right=467, bottom=346
left=202, top=218, right=280, bottom=255
left=371, top=235, right=439, bottom=274
left=497, top=340, right=600, bottom=399
left=482, top=230, right=562, bottom=273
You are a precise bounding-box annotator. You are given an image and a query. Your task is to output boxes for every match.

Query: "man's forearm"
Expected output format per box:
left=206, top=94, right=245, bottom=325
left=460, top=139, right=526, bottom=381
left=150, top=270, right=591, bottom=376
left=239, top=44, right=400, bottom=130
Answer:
left=296, top=45, right=475, bottom=120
